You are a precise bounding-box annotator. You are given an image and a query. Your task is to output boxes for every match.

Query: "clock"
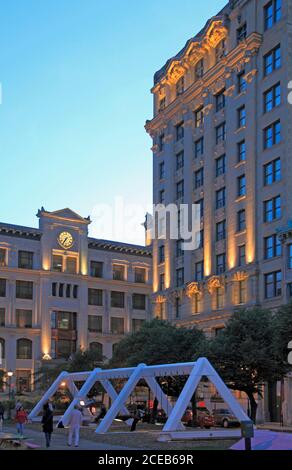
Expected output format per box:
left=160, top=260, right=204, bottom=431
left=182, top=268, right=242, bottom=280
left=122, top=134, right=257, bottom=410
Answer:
left=58, top=231, right=74, bottom=249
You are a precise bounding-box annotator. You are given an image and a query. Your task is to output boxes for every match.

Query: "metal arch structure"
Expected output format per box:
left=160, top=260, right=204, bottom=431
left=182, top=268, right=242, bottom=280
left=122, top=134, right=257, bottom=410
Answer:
left=29, top=358, right=253, bottom=436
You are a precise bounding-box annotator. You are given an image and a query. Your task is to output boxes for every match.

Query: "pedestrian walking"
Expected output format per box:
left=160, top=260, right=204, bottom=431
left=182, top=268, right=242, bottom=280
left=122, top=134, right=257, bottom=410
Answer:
left=67, top=405, right=83, bottom=447
left=41, top=403, right=54, bottom=448
left=15, top=405, right=28, bottom=436
left=130, top=405, right=145, bottom=432
left=0, top=401, right=5, bottom=431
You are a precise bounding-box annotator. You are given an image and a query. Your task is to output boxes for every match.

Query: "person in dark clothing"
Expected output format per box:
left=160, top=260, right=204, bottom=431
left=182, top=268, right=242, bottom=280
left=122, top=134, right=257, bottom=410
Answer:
left=130, top=406, right=145, bottom=432
left=94, top=404, right=107, bottom=423
left=41, top=403, right=53, bottom=448
left=0, top=401, right=5, bottom=421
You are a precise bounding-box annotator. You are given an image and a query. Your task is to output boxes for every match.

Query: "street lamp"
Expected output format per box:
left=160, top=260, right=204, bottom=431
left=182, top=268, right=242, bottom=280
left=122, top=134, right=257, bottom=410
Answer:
left=7, top=370, right=13, bottom=400
left=6, top=370, right=14, bottom=421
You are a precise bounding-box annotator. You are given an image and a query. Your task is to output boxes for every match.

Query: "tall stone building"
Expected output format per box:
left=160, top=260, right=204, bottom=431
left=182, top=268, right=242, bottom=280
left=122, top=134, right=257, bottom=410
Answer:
left=146, top=0, right=291, bottom=423
left=0, top=208, right=152, bottom=393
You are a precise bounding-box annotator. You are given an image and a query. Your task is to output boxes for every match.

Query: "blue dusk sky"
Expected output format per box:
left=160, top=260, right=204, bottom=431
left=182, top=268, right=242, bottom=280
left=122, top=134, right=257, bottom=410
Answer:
left=0, top=0, right=226, bottom=244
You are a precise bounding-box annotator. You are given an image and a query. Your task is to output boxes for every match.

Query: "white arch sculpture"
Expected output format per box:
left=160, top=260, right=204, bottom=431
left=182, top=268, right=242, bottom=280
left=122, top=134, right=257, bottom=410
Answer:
left=29, top=358, right=253, bottom=439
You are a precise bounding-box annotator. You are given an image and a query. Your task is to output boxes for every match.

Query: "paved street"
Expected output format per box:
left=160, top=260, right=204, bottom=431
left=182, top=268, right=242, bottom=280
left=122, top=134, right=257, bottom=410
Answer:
left=1, top=425, right=133, bottom=450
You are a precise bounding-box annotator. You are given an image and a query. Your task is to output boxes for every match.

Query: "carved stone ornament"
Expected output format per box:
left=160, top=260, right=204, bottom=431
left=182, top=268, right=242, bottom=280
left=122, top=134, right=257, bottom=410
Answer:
left=167, top=288, right=185, bottom=305
left=186, top=282, right=202, bottom=298
left=207, top=275, right=225, bottom=294
left=233, top=271, right=249, bottom=282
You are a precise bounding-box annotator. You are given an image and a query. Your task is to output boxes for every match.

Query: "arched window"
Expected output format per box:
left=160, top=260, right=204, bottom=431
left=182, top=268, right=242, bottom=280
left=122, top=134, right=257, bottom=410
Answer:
left=0, top=338, right=5, bottom=359
left=89, top=342, right=103, bottom=357
left=17, top=338, right=32, bottom=359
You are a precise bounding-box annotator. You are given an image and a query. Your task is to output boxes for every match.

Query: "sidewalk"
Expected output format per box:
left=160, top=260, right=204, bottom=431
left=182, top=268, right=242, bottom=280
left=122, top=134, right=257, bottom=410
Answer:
left=257, top=423, right=292, bottom=433
left=2, top=425, right=133, bottom=450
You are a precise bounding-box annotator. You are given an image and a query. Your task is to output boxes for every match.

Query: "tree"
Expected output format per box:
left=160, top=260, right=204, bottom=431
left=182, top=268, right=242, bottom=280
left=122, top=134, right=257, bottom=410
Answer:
left=109, top=318, right=206, bottom=368
left=34, top=348, right=104, bottom=391
left=109, top=319, right=206, bottom=423
left=273, top=302, right=292, bottom=373
left=199, top=308, right=285, bottom=423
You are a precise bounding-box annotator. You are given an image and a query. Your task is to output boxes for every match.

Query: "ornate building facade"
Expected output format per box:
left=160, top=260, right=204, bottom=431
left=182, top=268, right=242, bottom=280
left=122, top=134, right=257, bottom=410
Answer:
left=146, top=0, right=292, bottom=423
left=0, top=208, right=152, bottom=393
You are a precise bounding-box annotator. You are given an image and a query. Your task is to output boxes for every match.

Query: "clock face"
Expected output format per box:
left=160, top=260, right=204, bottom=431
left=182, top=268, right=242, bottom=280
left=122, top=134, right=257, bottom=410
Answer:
left=58, top=231, right=74, bottom=249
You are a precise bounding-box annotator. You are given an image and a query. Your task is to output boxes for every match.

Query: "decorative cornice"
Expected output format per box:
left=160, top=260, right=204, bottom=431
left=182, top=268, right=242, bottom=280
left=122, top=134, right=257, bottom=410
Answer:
left=232, top=271, right=249, bottom=282
left=207, top=275, right=225, bottom=294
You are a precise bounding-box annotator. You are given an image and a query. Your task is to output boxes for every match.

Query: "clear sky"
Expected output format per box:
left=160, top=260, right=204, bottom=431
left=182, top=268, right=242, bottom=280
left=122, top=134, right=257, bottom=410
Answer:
left=0, top=0, right=226, bottom=244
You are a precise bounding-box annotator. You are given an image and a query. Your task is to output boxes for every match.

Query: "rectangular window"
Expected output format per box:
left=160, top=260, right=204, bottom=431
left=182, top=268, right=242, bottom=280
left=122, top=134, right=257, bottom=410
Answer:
left=264, top=195, right=281, bottom=222
left=196, top=198, right=204, bottom=218
left=18, top=251, right=33, bottom=270
left=237, top=209, right=246, bottom=232
left=88, top=315, right=102, bottom=333
left=264, top=44, right=281, bottom=76
left=158, top=133, right=165, bottom=152
left=113, top=264, right=125, bottom=281
left=0, top=248, right=6, bottom=267
left=0, top=308, right=4, bottom=327
left=159, top=161, right=165, bottom=179
left=216, top=122, right=226, bottom=144
left=194, top=137, right=204, bottom=158
left=51, top=311, right=77, bottom=331
left=176, top=122, right=184, bottom=141
left=66, top=257, right=77, bottom=274
left=176, top=180, right=184, bottom=200
left=195, top=261, right=204, bottom=282
left=90, top=261, right=103, bottom=278
left=176, top=76, right=184, bottom=96
left=194, top=168, right=204, bottom=189
left=238, top=280, right=247, bottom=304
left=265, top=270, right=282, bottom=298
left=264, top=234, right=282, bottom=259
left=176, top=239, right=183, bottom=257
left=88, top=288, right=103, bottom=306
left=288, top=245, right=292, bottom=269
left=216, top=154, right=226, bottom=177
left=264, top=0, right=282, bottom=31
left=238, top=245, right=246, bottom=267
left=264, top=121, right=281, bottom=149
left=237, top=23, right=247, bottom=44
left=215, top=90, right=225, bottom=112
left=176, top=151, right=184, bottom=170
left=216, top=287, right=224, bottom=309
left=110, top=317, right=125, bottom=335
left=195, top=59, right=204, bottom=79
left=159, top=245, right=165, bottom=264
left=159, top=273, right=165, bottom=291
left=134, top=267, right=146, bottom=283
left=238, top=106, right=246, bottom=128
left=238, top=140, right=246, bottom=162
left=132, top=293, right=146, bottom=310
left=52, top=255, right=63, bottom=272
left=264, top=83, right=281, bottom=113
left=238, top=71, right=247, bottom=94
left=216, top=253, right=226, bottom=275
left=159, top=189, right=165, bottom=204
left=176, top=268, right=184, bottom=287
left=238, top=175, right=246, bottom=197
left=216, top=187, right=226, bottom=209
left=132, top=319, right=145, bottom=333
left=264, top=158, right=281, bottom=185
left=111, top=291, right=125, bottom=308
left=16, top=309, right=32, bottom=328
left=215, top=40, right=226, bottom=62
left=195, top=106, right=204, bottom=128
left=16, top=280, right=33, bottom=300
left=73, top=285, right=78, bottom=299
left=216, top=220, right=226, bottom=241
left=0, top=279, right=6, bottom=297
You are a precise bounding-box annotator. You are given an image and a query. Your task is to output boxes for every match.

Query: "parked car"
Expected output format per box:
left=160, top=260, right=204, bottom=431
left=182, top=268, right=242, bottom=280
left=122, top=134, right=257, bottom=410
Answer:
left=182, top=407, right=215, bottom=429
left=212, top=408, right=240, bottom=428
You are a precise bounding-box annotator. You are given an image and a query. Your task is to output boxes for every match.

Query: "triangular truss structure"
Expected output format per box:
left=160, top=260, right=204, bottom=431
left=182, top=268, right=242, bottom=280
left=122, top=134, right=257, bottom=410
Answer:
left=29, top=358, right=252, bottom=436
